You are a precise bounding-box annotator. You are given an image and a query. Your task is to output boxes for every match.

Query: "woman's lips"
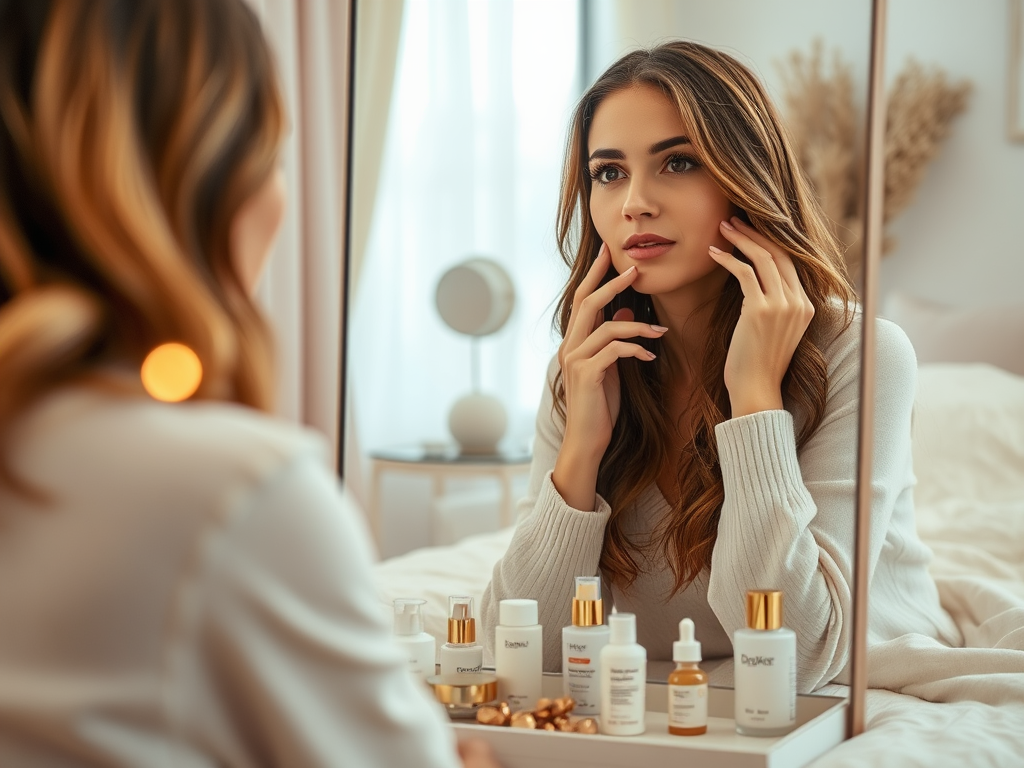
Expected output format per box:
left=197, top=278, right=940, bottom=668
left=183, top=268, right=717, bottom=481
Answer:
left=625, top=242, right=674, bottom=260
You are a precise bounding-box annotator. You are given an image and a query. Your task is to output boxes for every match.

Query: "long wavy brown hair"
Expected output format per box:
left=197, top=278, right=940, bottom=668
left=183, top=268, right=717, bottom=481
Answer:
left=0, top=0, right=285, bottom=495
left=554, top=41, right=856, bottom=596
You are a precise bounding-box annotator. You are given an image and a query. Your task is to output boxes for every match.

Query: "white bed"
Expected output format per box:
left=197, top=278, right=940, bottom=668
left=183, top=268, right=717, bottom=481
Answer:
left=373, top=359, right=1024, bottom=766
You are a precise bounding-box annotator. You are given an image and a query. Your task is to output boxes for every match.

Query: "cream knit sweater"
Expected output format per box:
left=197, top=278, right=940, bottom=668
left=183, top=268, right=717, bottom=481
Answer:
left=482, top=316, right=961, bottom=692
left=0, top=383, right=461, bottom=768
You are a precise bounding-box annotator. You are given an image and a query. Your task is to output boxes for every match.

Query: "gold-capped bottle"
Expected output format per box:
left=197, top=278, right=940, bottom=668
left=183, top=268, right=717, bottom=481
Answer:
left=734, top=590, right=796, bottom=736
left=561, top=576, right=611, bottom=716
left=439, top=596, right=483, bottom=675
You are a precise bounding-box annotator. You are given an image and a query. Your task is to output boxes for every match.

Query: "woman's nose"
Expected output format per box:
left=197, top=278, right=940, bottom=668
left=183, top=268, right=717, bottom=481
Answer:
left=621, top=177, right=659, bottom=220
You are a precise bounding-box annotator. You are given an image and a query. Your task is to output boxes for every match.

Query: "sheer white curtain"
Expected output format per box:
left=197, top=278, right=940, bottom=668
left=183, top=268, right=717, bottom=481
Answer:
left=246, top=0, right=351, bottom=467
left=350, top=0, right=580, bottom=468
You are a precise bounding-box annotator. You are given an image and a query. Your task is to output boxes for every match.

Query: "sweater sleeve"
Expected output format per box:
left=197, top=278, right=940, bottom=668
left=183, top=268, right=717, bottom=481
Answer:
left=172, top=452, right=461, bottom=768
left=707, top=317, right=916, bottom=692
left=480, top=357, right=611, bottom=672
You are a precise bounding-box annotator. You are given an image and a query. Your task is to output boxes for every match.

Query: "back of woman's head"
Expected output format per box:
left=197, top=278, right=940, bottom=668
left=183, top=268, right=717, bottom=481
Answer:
left=0, top=0, right=285, bottom=489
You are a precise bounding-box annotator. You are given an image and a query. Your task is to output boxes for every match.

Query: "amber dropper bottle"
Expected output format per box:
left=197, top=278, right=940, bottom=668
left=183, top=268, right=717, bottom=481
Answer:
left=667, top=618, right=708, bottom=736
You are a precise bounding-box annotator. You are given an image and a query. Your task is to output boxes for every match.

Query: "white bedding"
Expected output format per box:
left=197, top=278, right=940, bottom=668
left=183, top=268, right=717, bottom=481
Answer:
left=372, top=363, right=1024, bottom=765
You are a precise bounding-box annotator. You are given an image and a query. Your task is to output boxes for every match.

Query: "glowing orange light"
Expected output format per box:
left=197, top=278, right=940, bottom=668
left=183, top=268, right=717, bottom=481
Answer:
left=141, top=343, right=202, bottom=402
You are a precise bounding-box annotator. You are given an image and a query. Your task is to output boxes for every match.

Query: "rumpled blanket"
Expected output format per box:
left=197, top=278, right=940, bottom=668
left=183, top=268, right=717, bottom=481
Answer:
left=812, top=493, right=1024, bottom=767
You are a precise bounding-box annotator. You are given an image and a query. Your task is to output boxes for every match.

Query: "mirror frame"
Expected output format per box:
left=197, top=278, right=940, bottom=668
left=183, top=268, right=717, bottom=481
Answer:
left=850, top=0, right=888, bottom=739
left=337, top=0, right=356, bottom=482
left=335, top=0, right=891, bottom=744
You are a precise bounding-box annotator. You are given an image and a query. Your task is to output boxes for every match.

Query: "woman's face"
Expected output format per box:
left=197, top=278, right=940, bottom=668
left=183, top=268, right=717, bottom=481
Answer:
left=230, top=166, right=287, bottom=295
left=587, top=84, right=735, bottom=299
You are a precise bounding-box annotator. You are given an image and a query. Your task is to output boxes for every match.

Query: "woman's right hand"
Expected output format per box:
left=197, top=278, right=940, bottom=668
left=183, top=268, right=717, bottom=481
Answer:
left=552, top=244, right=667, bottom=510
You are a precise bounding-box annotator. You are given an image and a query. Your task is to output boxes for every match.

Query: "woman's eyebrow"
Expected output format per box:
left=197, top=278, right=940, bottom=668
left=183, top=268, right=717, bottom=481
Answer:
left=588, top=136, right=692, bottom=162
left=649, top=136, right=691, bottom=153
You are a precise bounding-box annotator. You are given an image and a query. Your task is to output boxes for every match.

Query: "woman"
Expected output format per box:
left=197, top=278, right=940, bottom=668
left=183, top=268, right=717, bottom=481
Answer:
left=482, top=41, right=960, bottom=691
left=0, top=1, right=495, bottom=765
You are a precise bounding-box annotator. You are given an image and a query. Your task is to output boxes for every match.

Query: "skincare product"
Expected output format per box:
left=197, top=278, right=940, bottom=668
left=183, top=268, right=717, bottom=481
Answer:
left=561, top=575, right=611, bottom=715
left=734, top=590, right=796, bottom=737
left=599, top=612, right=647, bottom=736
left=494, top=598, right=543, bottom=710
left=667, top=618, right=708, bottom=736
left=440, top=596, right=483, bottom=675
left=392, top=598, right=436, bottom=682
left=426, top=673, right=498, bottom=719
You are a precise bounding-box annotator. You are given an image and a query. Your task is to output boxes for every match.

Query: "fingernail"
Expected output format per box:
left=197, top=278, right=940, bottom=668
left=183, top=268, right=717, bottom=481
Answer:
left=731, top=216, right=744, bottom=226
left=646, top=350, right=657, bottom=359
left=623, top=265, right=637, bottom=275
left=651, top=324, right=669, bottom=332
left=709, top=245, right=724, bottom=255
left=720, top=220, right=734, bottom=231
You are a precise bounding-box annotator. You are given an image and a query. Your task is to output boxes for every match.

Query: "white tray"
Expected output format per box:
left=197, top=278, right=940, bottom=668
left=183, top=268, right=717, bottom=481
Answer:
left=452, top=673, right=846, bottom=768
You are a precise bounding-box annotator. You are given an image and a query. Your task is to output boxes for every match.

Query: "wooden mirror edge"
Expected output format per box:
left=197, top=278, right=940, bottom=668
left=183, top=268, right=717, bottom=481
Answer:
left=337, top=0, right=356, bottom=481
left=849, top=0, right=888, bottom=740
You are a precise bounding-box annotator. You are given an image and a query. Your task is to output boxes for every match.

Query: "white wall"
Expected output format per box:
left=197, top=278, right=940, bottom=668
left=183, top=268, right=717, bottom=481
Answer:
left=589, top=0, right=873, bottom=130
left=881, top=0, right=1024, bottom=309
left=590, top=0, right=1023, bottom=310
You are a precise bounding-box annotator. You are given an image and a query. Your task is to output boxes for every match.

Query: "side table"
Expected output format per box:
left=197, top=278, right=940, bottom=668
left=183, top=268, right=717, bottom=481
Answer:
left=368, top=445, right=532, bottom=546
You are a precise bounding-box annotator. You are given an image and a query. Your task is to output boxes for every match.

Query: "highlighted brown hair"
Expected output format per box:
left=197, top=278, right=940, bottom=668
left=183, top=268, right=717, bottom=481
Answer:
left=0, top=0, right=285, bottom=494
left=553, top=42, right=856, bottom=595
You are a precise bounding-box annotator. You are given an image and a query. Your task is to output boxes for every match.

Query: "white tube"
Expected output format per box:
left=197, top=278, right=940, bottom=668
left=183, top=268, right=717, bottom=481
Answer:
left=599, top=613, right=647, bottom=736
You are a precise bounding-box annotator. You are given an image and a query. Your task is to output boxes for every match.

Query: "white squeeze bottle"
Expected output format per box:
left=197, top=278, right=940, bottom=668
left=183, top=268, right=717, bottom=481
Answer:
left=561, top=575, right=611, bottom=716
left=439, top=596, right=484, bottom=675
left=392, top=598, right=436, bottom=682
left=494, top=598, right=544, bottom=711
left=599, top=612, right=647, bottom=736
left=734, top=590, right=796, bottom=737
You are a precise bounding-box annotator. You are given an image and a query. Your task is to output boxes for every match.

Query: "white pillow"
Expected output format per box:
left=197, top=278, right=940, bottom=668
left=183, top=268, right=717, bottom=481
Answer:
left=912, top=363, right=1024, bottom=507
left=885, top=292, right=1024, bottom=377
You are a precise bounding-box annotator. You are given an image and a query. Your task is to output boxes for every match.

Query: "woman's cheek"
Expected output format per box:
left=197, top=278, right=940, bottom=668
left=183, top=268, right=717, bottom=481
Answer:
left=589, top=197, right=622, bottom=271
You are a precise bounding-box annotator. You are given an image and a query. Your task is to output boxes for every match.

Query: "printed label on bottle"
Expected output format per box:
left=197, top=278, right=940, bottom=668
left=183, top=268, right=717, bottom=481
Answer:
left=456, top=663, right=482, bottom=673
left=668, top=684, right=708, bottom=729
left=735, top=643, right=796, bottom=729
left=605, top=666, right=643, bottom=727
left=565, top=661, right=598, bottom=710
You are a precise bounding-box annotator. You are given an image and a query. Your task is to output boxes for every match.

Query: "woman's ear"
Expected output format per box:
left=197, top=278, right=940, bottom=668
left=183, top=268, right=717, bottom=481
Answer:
left=728, top=207, right=753, bottom=263
left=731, top=207, right=752, bottom=227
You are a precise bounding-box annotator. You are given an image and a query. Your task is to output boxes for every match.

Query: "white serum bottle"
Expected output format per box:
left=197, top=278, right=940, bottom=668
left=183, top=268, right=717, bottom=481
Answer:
left=734, top=590, right=797, bottom=737
left=494, top=598, right=543, bottom=711
left=599, top=612, right=647, bottom=736
left=561, top=575, right=611, bottom=716
left=392, top=598, right=436, bottom=682
left=439, top=596, right=483, bottom=675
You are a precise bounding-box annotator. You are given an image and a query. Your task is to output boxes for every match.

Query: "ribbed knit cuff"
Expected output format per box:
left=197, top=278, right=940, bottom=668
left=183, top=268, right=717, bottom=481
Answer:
left=512, top=471, right=611, bottom=594
left=714, top=410, right=815, bottom=528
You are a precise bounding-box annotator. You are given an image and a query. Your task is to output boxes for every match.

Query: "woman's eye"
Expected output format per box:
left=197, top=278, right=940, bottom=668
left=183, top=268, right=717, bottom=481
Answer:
left=666, top=155, right=698, bottom=174
left=591, top=165, right=623, bottom=184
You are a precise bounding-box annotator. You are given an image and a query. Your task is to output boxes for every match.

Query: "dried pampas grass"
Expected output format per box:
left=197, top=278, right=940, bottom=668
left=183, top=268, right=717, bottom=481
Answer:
left=777, top=41, right=971, bottom=276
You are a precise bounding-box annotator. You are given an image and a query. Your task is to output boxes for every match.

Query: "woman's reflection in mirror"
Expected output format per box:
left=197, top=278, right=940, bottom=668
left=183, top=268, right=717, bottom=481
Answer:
left=482, top=41, right=960, bottom=691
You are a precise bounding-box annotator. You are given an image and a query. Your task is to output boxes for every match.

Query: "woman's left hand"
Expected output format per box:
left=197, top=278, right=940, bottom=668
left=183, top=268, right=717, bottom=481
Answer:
left=709, top=216, right=815, bottom=419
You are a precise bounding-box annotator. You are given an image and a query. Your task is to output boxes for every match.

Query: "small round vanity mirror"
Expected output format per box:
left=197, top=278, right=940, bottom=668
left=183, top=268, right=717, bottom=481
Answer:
left=435, top=258, right=516, bottom=454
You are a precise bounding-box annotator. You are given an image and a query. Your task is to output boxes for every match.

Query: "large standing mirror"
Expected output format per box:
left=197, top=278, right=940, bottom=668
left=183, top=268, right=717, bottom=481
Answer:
left=342, top=0, right=900, bottom=749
